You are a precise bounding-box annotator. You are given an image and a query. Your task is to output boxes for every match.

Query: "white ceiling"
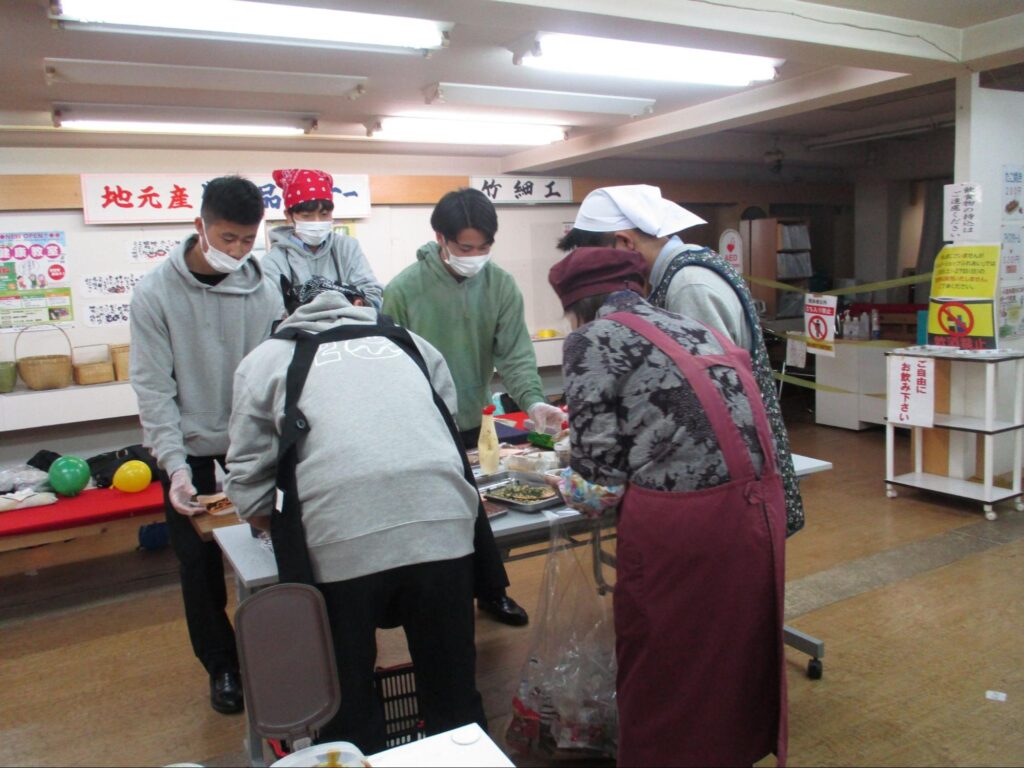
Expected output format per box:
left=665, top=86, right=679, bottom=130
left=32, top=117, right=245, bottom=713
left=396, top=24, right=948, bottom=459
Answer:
left=2, top=0, right=1023, bottom=177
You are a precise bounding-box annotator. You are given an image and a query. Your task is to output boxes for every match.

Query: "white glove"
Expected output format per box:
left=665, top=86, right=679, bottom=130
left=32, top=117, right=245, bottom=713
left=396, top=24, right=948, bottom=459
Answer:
left=528, top=402, right=566, bottom=435
left=169, top=468, right=205, bottom=517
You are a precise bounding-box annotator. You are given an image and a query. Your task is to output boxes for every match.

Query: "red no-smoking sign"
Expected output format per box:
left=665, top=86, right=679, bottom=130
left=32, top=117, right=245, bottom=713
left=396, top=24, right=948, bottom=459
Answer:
left=937, top=302, right=974, bottom=337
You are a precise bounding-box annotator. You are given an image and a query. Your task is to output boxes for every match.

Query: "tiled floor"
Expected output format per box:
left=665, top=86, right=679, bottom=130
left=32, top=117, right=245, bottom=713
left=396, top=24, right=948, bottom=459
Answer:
left=2, top=410, right=1023, bottom=766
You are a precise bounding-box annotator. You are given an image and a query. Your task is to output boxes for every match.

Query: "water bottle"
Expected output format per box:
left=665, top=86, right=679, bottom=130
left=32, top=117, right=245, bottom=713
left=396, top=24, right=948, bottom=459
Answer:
left=870, top=308, right=881, bottom=340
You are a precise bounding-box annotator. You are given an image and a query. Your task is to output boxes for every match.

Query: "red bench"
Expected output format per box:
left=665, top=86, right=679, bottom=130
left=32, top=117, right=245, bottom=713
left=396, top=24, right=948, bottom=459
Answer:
left=0, top=482, right=165, bottom=577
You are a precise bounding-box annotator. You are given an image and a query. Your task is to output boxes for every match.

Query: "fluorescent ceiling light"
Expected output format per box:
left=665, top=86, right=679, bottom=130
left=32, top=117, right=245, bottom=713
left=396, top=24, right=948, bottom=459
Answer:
left=805, top=114, right=955, bottom=150
left=51, top=0, right=448, bottom=53
left=58, top=120, right=305, bottom=137
left=367, top=117, right=565, bottom=146
left=426, top=82, right=655, bottom=117
left=53, top=104, right=315, bottom=136
left=44, top=58, right=368, bottom=99
left=512, top=33, right=779, bottom=87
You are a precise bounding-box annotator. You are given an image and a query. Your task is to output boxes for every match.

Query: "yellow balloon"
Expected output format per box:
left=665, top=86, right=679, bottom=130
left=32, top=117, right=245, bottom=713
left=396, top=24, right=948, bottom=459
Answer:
left=112, top=460, right=152, bottom=493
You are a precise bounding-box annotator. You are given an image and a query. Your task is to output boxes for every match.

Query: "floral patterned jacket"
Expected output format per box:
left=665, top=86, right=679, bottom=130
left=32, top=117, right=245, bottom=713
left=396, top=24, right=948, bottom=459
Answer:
left=561, top=291, right=768, bottom=510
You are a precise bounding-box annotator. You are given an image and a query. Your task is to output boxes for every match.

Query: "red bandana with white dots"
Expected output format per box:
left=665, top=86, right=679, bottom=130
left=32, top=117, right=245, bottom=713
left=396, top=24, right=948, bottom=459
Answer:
left=272, top=168, right=335, bottom=209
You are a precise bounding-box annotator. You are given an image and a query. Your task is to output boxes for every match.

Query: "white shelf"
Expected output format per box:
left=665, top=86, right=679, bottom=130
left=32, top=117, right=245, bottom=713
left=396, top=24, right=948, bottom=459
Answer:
left=0, top=380, right=138, bottom=432
left=887, top=472, right=1022, bottom=503
left=884, top=353, right=1024, bottom=516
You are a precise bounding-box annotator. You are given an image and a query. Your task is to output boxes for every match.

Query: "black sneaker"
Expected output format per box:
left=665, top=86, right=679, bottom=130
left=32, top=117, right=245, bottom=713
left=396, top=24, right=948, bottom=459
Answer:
left=210, top=670, right=244, bottom=714
left=478, top=595, right=529, bottom=626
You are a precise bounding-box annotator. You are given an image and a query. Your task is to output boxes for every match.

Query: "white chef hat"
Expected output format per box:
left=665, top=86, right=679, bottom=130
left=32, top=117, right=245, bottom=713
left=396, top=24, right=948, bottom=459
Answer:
left=573, top=184, right=706, bottom=237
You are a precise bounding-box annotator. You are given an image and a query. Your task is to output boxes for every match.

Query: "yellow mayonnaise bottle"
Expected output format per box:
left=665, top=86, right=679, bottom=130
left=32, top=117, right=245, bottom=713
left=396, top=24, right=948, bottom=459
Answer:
left=478, top=404, right=501, bottom=476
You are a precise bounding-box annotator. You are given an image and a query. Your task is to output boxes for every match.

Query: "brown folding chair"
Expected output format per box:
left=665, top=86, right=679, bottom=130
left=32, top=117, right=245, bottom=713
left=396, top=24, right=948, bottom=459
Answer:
left=235, top=583, right=341, bottom=756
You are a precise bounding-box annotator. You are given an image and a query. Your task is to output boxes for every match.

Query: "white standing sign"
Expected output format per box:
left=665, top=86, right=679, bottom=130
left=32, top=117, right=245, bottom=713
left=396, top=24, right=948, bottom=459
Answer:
left=469, top=176, right=572, bottom=204
left=943, top=182, right=982, bottom=242
left=719, top=228, right=744, bottom=272
left=82, top=173, right=372, bottom=224
left=886, top=355, right=935, bottom=427
left=803, top=293, right=837, bottom=357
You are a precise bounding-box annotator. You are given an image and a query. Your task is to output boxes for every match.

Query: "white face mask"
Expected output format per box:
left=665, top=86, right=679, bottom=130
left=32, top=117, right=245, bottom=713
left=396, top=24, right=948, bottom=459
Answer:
left=445, top=246, right=491, bottom=278
left=199, top=222, right=252, bottom=274
left=294, top=220, right=333, bottom=247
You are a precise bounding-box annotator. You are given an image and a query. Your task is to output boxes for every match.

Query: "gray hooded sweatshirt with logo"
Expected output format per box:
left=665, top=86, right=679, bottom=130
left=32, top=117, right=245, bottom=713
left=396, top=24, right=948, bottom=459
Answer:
left=129, top=235, right=284, bottom=477
left=225, top=292, right=477, bottom=584
left=262, top=227, right=383, bottom=309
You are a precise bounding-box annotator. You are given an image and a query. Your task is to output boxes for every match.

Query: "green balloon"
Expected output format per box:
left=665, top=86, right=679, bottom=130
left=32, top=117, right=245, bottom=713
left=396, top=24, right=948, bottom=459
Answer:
left=48, top=456, right=91, bottom=497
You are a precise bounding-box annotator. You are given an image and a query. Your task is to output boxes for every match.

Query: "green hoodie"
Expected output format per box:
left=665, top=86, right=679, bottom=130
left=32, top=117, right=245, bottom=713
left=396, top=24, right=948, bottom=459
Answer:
left=383, top=241, right=545, bottom=431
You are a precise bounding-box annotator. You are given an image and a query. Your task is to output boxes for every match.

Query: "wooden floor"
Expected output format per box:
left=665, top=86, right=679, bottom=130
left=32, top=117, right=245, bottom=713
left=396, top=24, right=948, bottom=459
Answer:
left=3, top=397, right=1024, bottom=767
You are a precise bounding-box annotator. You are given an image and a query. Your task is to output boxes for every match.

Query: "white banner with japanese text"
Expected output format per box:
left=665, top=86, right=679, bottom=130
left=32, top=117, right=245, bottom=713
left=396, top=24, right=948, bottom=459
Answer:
left=469, top=176, right=572, bottom=204
left=886, top=355, right=935, bottom=428
left=81, top=173, right=371, bottom=224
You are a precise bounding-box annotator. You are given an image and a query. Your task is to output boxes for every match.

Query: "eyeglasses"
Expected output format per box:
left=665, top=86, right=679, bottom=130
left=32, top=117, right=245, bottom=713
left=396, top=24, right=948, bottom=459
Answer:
left=445, top=238, right=492, bottom=256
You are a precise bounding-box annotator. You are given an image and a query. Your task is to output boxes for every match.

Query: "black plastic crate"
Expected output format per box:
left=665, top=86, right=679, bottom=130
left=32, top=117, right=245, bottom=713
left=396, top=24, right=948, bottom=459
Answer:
left=374, top=663, right=425, bottom=747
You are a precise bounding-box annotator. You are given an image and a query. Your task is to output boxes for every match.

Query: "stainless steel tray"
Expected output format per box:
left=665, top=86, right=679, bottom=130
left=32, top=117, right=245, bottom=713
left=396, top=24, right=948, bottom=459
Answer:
left=479, top=471, right=563, bottom=513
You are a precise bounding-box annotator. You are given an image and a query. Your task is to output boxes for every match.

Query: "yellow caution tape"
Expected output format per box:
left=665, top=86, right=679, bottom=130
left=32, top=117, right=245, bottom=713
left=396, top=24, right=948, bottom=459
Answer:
left=772, top=371, right=885, bottom=398
left=745, top=272, right=932, bottom=295
left=779, top=332, right=906, bottom=348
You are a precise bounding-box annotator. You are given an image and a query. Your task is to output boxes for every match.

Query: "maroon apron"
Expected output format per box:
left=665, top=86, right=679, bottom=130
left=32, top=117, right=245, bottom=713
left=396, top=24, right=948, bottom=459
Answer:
left=605, top=312, right=787, bottom=768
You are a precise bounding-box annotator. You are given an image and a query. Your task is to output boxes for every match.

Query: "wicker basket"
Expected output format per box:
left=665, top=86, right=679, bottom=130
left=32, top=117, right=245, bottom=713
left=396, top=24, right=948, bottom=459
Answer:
left=15, top=324, right=73, bottom=391
left=110, top=343, right=130, bottom=381
left=0, top=361, right=15, bottom=394
left=72, top=344, right=115, bottom=386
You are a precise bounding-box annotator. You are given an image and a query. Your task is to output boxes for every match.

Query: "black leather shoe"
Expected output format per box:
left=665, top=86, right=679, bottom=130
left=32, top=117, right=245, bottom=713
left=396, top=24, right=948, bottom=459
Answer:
left=478, top=595, right=529, bottom=626
left=210, top=670, right=244, bottom=715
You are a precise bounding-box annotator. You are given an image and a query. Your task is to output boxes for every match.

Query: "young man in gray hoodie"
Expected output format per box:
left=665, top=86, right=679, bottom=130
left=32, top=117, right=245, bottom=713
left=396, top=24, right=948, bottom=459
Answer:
left=129, top=176, right=283, bottom=715
left=225, top=278, right=485, bottom=752
left=262, top=168, right=383, bottom=312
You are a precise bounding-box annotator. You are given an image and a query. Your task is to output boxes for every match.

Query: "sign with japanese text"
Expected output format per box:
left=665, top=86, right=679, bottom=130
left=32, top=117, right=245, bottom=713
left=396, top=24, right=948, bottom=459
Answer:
left=1003, top=165, right=1023, bottom=222
left=999, top=282, right=1024, bottom=340
left=1000, top=223, right=1024, bottom=341
left=886, top=355, right=935, bottom=428
left=927, top=244, right=999, bottom=349
left=718, top=228, right=744, bottom=273
left=804, top=293, right=837, bottom=357
left=785, top=337, right=807, bottom=369
left=469, top=176, right=572, bottom=204
left=0, top=231, right=75, bottom=330
left=81, top=173, right=371, bottom=224
left=943, top=182, right=981, bottom=242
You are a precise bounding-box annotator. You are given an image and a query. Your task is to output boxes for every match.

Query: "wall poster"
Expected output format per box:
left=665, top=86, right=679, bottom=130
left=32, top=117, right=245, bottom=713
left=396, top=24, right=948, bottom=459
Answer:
left=926, top=243, right=999, bottom=350
left=0, top=230, right=75, bottom=330
left=84, top=302, right=132, bottom=327
left=129, top=238, right=179, bottom=262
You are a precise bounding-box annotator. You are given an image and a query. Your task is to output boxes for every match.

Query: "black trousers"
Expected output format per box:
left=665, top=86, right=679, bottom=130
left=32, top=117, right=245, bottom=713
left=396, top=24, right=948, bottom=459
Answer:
left=316, top=555, right=486, bottom=753
left=160, top=455, right=238, bottom=677
left=460, top=427, right=509, bottom=601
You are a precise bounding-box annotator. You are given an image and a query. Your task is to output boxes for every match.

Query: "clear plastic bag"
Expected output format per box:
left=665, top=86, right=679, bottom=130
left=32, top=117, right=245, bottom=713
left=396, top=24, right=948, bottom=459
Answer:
left=0, top=464, right=50, bottom=494
left=506, top=521, right=617, bottom=760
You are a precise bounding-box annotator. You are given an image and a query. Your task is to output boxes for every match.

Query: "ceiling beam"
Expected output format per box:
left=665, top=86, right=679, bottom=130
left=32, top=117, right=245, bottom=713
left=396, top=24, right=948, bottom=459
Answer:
left=487, top=0, right=964, bottom=63
left=502, top=65, right=913, bottom=173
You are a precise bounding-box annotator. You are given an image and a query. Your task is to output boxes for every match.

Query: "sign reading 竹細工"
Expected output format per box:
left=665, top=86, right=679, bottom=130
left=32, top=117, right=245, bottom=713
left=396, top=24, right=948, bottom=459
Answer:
left=886, top=355, right=935, bottom=428
left=469, top=177, right=572, bottom=204
left=81, top=173, right=372, bottom=224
